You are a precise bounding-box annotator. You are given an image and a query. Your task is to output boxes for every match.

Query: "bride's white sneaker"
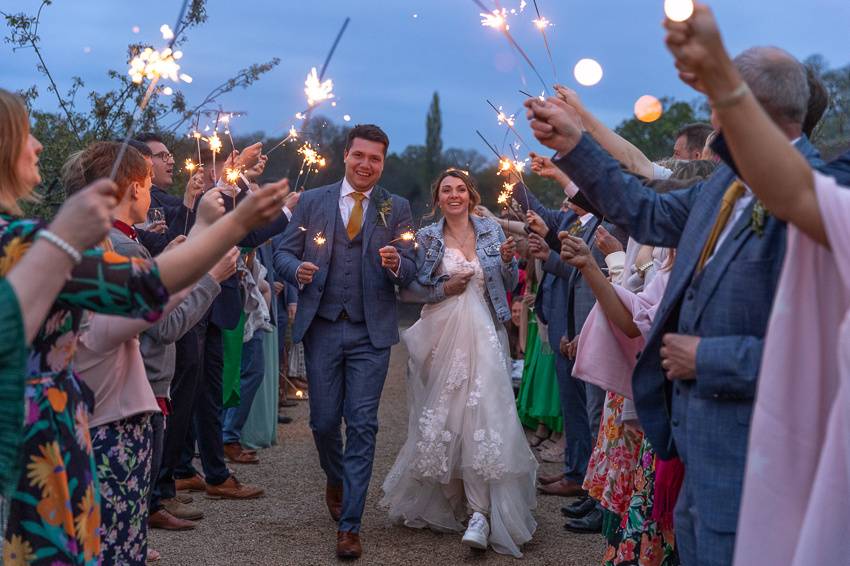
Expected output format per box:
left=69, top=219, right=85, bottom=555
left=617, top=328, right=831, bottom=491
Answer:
left=461, top=512, right=490, bottom=550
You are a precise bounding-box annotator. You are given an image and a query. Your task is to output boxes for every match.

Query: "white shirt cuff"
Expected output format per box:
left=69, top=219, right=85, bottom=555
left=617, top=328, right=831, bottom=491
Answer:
left=282, top=206, right=292, bottom=220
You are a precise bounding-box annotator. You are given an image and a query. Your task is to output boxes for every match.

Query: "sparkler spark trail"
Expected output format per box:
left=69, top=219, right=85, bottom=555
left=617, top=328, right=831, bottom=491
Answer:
left=313, top=233, right=327, bottom=246
left=184, top=158, right=197, bottom=173
left=264, top=126, right=299, bottom=158
left=472, top=0, right=550, bottom=94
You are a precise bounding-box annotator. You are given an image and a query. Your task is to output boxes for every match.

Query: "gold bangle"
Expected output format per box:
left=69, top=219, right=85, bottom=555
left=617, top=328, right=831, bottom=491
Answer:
left=711, top=82, right=751, bottom=110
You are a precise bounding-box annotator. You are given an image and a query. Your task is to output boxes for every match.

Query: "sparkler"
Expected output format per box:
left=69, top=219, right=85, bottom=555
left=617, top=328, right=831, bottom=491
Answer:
left=184, top=158, right=197, bottom=173
left=472, top=0, right=550, bottom=94
left=486, top=99, right=530, bottom=149
left=531, top=0, right=558, bottom=83
left=264, top=126, right=299, bottom=158
left=192, top=130, right=203, bottom=164
left=110, top=0, right=191, bottom=181
left=304, top=67, right=335, bottom=107
left=388, top=231, right=417, bottom=245
left=313, top=232, right=327, bottom=246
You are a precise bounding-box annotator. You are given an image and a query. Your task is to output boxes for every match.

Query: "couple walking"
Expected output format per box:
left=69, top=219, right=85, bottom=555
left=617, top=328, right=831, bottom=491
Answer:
left=274, top=124, right=537, bottom=560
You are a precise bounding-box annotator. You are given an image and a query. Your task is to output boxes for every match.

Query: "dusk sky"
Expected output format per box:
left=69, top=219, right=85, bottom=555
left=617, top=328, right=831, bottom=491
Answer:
left=4, top=0, right=849, bottom=154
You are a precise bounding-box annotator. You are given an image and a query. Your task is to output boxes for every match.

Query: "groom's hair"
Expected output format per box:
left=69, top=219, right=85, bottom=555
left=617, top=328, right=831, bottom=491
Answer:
left=344, top=124, right=389, bottom=156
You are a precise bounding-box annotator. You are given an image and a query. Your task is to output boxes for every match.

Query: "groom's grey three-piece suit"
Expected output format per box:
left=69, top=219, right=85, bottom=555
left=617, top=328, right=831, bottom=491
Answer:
left=274, top=180, right=416, bottom=533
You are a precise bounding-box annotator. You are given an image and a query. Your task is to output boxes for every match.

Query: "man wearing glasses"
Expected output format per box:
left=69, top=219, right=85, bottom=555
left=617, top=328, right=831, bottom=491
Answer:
left=137, top=132, right=203, bottom=242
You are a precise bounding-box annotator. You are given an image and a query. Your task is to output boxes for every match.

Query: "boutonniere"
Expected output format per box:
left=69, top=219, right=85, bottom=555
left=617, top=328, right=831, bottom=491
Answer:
left=568, top=220, right=583, bottom=236
left=750, top=200, right=768, bottom=237
left=377, top=197, right=393, bottom=228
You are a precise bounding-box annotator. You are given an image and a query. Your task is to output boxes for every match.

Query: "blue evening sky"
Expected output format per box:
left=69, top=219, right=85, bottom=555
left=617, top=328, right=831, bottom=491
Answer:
left=4, top=0, right=849, bottom=153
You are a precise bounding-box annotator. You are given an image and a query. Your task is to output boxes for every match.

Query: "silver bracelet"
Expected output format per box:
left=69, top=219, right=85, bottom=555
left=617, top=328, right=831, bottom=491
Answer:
left=36, top=229, right=82, bottom=264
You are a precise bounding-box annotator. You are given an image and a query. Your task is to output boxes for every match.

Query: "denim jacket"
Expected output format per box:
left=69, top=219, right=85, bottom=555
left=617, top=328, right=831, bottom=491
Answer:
left=400, top=215, right=518, bottom=322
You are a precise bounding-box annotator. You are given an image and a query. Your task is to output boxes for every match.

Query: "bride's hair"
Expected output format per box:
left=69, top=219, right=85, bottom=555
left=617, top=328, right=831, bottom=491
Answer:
left=425, top=168, right=481, bottom=219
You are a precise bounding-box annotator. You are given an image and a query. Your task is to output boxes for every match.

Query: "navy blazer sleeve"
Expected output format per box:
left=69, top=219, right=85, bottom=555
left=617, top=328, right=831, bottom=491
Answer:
left=821, top=151, right=850, bottom=186
left=511, top=182, right=569, bottom=237
left=554, top=134, right=703, bottom=248
left=273, top=196, right=310, bottom=287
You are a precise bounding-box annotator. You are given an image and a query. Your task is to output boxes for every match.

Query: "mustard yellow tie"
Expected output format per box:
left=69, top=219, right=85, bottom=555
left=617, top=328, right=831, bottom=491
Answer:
left=346, top=192, right=366, bottom=240
left=696, top=180, right=746, bottom=271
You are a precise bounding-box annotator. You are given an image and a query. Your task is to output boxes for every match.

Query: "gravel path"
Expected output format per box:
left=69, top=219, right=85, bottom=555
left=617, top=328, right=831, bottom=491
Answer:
left=150, top=342, right=604, bottom=565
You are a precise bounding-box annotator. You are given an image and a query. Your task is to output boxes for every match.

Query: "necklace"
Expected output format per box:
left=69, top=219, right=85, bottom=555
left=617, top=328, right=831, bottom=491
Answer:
left=444, top=223, right=474, bottom=258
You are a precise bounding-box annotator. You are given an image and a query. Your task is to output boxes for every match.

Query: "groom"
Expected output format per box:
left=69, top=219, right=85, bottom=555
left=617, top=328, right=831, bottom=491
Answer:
left=274, top=124, right=417, bottom=559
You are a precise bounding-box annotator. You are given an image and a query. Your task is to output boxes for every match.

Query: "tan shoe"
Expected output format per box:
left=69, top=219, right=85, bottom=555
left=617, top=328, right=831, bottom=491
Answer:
left=205, top=475, right=265, bottom=500
left=538, top=478, right=586, bottom=497
left=148, top=509, right=197, bottom=531
left=224, top=442, right=260, bottom=464
left=336, top=531, right=362, bottom=560
left=161, top=497, right=204, bottom=521
left=175, top=474, right=206, bottom=492
left=326, top=483, right=343, bottom=522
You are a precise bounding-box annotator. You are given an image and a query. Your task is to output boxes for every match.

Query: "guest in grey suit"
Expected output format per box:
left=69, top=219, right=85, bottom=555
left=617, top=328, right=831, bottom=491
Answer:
left=526, top=47, right=821, bottom=566
left=274, top=125, right=417, bottom=560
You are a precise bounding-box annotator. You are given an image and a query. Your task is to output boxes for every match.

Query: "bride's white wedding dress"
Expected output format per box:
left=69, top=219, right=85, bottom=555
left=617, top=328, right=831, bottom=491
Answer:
left=382, top=248, right=537, bottom=558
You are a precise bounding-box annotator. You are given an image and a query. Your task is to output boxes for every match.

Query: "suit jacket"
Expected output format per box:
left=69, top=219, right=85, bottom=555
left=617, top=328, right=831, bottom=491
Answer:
left=554, top=133, right=824, bottom=467
left=273, top=180, right=417, bottom=349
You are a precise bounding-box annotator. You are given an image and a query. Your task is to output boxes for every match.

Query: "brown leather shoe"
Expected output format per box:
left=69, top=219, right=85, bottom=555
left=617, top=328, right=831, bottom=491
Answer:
left=539, top=478, right=586, bottom=497
left=161, top=497, right=204, bottom=520
left=336, top=531, right=362, bottom=560
left=538, top=472, right=565, bottom=485
left=224, top=442, right=260, bottom=464
left=326, top=483, right=343, bottom=521
left=148, top=509, right=197, bottom=531
left=205, top=475, right=264, bottom=499
left=175, top=474, right=206, bottom=492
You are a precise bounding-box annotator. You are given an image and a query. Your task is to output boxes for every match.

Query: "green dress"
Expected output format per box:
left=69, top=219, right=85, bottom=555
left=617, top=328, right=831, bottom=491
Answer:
left=0, top=278, right=25, bottom=500
left=516, top=295, right=562, bottom=433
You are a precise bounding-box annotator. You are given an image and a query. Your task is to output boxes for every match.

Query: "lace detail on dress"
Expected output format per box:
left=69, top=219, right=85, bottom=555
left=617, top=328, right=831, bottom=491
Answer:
left=472, top=429, right=506, bottom=480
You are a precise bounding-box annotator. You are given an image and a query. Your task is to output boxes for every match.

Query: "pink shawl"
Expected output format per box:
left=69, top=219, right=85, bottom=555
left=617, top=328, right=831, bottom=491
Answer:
left=734, top=172, right=850, bottom=565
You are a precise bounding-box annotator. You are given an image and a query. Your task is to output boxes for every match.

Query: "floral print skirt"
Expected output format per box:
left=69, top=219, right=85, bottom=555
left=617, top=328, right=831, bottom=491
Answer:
left=583, top=392, right=643, bottom=515
left=603, top=437, right=679, bottom=566
left=3, top=372, right=100, bottom=566
left=91, top=414, right=152, bottom=566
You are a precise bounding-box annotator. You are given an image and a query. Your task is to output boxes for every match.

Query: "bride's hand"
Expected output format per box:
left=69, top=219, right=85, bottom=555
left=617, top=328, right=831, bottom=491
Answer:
left=443, top=268, right=474, bottom=296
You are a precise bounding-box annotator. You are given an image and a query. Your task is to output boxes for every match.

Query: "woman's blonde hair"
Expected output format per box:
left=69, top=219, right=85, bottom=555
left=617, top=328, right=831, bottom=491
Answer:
left=0, top=89, right=36, bottom=215
left=427, top=168, right=482, bottom=218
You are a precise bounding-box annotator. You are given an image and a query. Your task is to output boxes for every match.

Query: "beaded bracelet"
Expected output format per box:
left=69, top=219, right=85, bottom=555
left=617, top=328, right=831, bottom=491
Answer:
left=36, top=229, right=82, bottom=264
left=711, top=82, right=751, bottom=110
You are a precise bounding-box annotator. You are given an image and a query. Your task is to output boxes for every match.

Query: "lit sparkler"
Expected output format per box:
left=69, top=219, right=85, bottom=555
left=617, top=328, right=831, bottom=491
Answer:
left=388, top=231, right=416, bottom=245
left=184, top=158, right=197, bottom=173
left=304, top=67, right=335, bottom=107
left=313, top=232, right=327, bottom=246
left=531, top=0, right=558, bottom=82
left=472, top=0, right=549, bottom=93
left=109, top=0, right=191, bottom=181
left=224, top=167, right=241, bottom=185
left=487, top=100, right=530, bottom=149
left=496, top=106, right=516, bottom=127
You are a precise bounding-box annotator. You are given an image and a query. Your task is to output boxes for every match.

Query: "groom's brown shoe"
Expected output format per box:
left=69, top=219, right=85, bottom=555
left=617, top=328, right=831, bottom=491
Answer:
left=336, top=531, right=362, bottom=559
left=326, top=483, right=343, bottom=522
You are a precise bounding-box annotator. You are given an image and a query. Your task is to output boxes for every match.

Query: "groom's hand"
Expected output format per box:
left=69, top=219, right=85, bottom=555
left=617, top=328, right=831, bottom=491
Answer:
left=296, top=262, right=320, bottom=285
left=379, top=245, right=400, bottom=273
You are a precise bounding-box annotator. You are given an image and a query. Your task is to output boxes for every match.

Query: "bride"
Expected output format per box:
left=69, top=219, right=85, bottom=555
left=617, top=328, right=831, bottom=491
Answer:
left=383, top=169, right=538, bottom=557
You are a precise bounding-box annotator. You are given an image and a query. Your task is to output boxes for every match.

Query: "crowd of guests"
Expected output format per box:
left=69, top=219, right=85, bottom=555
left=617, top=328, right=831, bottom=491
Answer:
left=1, top=4, right=850, bottom=565
left=0, top=85, right=309, bottom=564
left=500, top=6, right=850, bottom=566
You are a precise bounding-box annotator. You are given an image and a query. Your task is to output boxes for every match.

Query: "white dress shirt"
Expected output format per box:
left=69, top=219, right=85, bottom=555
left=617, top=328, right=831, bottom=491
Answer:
left=339, top=177, right=373, bottom=225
